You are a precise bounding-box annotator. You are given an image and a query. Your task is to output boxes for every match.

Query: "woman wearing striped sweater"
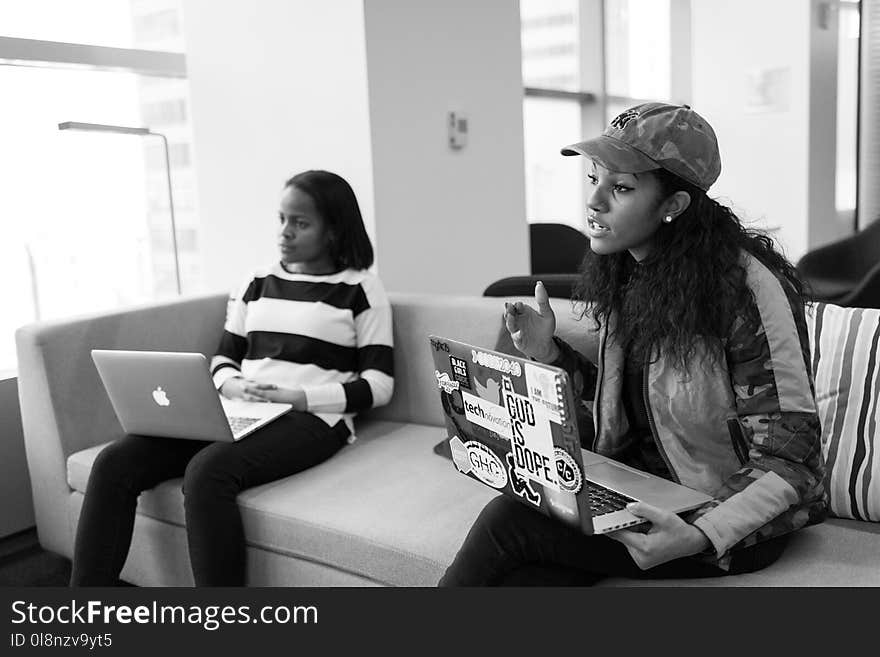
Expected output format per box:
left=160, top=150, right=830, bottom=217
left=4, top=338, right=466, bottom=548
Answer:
left=71, top=170, right=393, bottom=586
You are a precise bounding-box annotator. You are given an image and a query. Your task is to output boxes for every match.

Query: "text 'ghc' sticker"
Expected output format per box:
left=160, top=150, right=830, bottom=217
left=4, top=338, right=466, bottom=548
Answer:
left=463, top=441, right=508, bottom=489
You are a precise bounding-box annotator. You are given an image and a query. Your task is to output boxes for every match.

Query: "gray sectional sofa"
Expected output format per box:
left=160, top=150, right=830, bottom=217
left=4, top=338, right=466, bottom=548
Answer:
left=16, top=292, right=880, bottom=586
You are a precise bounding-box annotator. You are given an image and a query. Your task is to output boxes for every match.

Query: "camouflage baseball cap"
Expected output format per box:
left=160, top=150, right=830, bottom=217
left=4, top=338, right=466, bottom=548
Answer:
left=560, top=102, right=721, bottom=191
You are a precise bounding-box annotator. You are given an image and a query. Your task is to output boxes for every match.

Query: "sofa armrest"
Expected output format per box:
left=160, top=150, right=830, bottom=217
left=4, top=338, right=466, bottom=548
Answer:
left=15, top=293, right=228, bottom=555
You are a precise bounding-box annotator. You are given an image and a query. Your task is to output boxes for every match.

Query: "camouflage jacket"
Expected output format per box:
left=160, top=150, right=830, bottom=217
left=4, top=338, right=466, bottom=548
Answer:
left=552, top=254, right=827, bottom=568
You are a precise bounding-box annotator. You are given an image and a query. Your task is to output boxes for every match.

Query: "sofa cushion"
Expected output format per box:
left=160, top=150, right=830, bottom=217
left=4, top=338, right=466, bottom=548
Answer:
left=599, top=517, right=880, bottom=586
left=807, top=303, right=880, bottom=521
left=64, top=437, right=880, bottom=587
left=67, top=420, right=497, bottom=586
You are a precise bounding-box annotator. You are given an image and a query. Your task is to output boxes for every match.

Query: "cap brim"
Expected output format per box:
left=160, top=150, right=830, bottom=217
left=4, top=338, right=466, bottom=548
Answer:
left=561, top=135, right=660, bottom=173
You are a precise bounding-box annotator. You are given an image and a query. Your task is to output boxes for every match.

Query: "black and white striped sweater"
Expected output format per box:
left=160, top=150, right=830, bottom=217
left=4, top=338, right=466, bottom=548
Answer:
left=210, top=263, right=394, bottom=438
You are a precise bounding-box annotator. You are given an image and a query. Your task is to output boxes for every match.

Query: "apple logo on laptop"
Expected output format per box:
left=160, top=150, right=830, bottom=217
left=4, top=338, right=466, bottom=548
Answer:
left=152, top=386, right=171, bottom=407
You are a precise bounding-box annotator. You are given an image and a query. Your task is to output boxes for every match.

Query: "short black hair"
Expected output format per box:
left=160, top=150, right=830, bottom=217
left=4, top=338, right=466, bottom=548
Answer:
left=284, top=170, right=374, bottom=270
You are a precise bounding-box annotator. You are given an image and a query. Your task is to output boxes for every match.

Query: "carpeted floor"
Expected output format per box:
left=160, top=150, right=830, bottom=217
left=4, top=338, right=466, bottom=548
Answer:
left=0, top=528, right=71, bottom=586
left=0, top=528, right=132, bottom=586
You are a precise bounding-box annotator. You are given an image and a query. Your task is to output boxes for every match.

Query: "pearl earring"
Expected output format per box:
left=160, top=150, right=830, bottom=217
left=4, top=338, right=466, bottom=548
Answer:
left=663, top=215, right=673, bottom=223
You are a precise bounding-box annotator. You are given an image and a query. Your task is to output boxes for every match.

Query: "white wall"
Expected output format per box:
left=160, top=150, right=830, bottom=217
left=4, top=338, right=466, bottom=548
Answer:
left=691, top=0, right=842, bottom=263
left=364, top=0, right=528, bottom=294
left=182, top=0, right=528, bottom=296
left=181, top=0, right=375, bottom=293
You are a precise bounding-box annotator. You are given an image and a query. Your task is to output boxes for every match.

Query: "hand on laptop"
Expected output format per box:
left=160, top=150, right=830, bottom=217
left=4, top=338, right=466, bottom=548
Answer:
left=220, top=377, right=306, bottom=410
left=221, top=377, right=274, bottom=402
left=259, top=385, right=307, bottom=410
left=607, top=501, right=712, bottom=570
left=504, top=280, right=559, bottom=363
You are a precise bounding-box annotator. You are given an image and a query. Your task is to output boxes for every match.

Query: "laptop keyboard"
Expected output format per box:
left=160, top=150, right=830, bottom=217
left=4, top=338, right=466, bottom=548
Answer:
left=585, top=481, right=638, bottom=516
left=227, top=416, right=260, bottom=435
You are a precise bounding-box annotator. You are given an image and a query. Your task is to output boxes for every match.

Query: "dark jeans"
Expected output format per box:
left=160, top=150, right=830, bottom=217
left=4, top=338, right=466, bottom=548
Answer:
left=438, top=495, right=788, bottom=586
left=70, top=411, right=348, bottom=587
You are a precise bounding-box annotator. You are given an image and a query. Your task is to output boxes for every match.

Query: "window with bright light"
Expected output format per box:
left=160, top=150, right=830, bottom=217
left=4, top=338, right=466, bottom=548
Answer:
left=521, top=0, right=861, bottom=241
left=521, top=0, right=586, bottom=230
left=520, top=0, right=673, bottom=230
left=521, top=0, right=580, bottom=91
left=604, top=0, right=671, bottom=102
left=0, top=0, right=198, bottom=375
left=837, top=0, right=860, bottom=225
left=604, top=0, right=674, bottom=125
left=522, top=96, right=584, bottom=225
left=0, top=0, right=185, bottom=51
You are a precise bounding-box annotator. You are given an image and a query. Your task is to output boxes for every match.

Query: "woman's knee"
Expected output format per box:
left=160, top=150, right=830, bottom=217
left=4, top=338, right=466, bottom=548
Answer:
left=88, top=440, right=143, bottom=492
left=440, top=497, right=538, bottom=587
left=465, top=495, right=574, bottom=561
left=183, top=447, right=239, bottom=504
left=475, top=495, right=532, bottom=531
left=459, top=496, right=534, bottom=551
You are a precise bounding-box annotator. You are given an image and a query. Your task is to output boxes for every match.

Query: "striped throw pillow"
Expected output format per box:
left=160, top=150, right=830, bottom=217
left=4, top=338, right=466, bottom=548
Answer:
left=806, top=302, right=880, bottom=521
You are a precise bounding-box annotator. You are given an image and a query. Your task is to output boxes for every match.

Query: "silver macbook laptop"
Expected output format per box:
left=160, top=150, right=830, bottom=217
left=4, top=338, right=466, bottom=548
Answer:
left=91, top=350, right=292, bottom=442
left=429, top=335, right=712, bottom=535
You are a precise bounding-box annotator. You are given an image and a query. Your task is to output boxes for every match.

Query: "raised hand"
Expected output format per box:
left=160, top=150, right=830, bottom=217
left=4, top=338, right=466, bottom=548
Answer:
left=504, top=280, right=559, bottom=363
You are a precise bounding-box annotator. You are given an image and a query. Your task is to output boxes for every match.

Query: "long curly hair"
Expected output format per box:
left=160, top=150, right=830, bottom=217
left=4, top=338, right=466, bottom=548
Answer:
left=573, top=168, right=805, bottom=370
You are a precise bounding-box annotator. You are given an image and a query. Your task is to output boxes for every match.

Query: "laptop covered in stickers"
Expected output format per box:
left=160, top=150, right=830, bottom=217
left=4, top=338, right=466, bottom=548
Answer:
left=428, top=335, right=712, bottom=535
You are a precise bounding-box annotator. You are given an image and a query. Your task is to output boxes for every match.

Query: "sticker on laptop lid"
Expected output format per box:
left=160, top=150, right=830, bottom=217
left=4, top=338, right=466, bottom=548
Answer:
left=502, top=376, right=559, bottom=491
left=471, top=349, right=522, bottom=377
left=472, top=370, right=503, bottom=406
left=546, top=489, right=579, bottom=522
left=524, top=362, right=563, bottom=423
left=449, top=355, right=471, bottom=389
left=462, top=390, right=512, bottom=440
left=435, top=370, right=460, bottom=394
left=554, top=447, right=583, bottom=495
left=505, top=452, right=541, bottom=507
left=430, top=338, right=450, bottom=353
left=463, top=441, right=508, bottom=489
left=449, top=436, right=470, bottom=474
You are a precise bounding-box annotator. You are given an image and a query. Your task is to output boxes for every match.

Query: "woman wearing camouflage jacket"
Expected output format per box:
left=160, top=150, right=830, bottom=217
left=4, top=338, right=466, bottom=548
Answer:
left=440, top=102, right=826, bottom=585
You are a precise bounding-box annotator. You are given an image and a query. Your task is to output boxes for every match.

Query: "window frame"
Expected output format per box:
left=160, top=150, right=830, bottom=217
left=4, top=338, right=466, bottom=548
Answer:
left=0, top=36, right=185, bottom=78
left=522, top=0, right=683, bottom=226
left=0, top=31, right=189, bottom=377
